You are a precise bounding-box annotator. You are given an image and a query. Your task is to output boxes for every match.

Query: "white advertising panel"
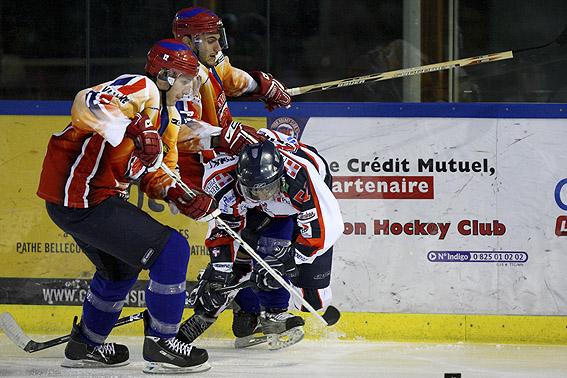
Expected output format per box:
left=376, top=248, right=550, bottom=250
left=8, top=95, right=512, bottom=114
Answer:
left=301, top=117, right=567, bottom=315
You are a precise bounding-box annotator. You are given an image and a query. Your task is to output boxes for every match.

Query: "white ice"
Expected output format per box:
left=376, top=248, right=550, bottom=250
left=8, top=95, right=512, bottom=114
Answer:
left=1, top=334, right=567, bottom=377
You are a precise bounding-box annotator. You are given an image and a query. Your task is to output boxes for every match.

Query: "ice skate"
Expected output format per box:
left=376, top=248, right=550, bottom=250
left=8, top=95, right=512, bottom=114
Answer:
left=61, top=317, right=129, bottom=368
left=233, top=310, right=267, bottom=349
left=261, top=310, right=305, bottom=350
left=142, top=311, right=210, bottom=374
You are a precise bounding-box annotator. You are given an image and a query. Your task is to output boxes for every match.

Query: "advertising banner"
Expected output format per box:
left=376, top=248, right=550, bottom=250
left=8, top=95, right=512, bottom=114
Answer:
left=0, top=115, right=262, bottom=306
left=296, top=117, right=567, bottom=315
left=2, top=110, right=566, bottom=316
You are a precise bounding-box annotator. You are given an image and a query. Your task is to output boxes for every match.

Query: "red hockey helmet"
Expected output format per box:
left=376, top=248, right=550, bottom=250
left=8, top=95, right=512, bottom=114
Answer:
left=145, top=39, right=199, bottom=80
left=172, top=7, right=228, bottom=49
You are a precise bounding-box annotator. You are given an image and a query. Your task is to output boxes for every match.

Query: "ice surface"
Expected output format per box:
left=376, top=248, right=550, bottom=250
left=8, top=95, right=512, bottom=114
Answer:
left=1, top=334, right=566, bottom=377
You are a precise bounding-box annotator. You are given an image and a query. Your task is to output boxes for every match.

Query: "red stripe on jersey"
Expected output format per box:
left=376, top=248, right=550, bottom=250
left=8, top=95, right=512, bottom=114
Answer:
left=118, top=77, right=146, bottom=96
left=64, top=136, right=106, bottom=207
left=280, top=150, right=326, bottom=256
left=299, top=146, right=320, bottom=171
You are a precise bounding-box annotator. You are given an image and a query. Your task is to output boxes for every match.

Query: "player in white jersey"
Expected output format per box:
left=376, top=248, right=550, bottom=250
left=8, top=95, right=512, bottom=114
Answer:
left=176, top=139, right=343, bottom=349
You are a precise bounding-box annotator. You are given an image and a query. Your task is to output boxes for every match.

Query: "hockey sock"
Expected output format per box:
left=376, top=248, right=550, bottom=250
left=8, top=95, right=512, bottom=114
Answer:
left=234, top=287, right=261, bottom=314
left=257, top=286, right=290, bottom=312
left=145, top=231, right=190, bottom=339
left=260, top=217, right=294, bottom=240
left=80, top=272, right=137, bottom=346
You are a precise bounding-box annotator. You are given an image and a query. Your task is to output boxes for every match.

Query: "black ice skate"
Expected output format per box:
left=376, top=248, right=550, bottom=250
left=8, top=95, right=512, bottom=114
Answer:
left=61, top=316, right=129, bottom=368
left=142, top=311, right=210, bottom=374
left=233, top=310, right=266, bottom=349
left=261, top=310, right=305, bottom=350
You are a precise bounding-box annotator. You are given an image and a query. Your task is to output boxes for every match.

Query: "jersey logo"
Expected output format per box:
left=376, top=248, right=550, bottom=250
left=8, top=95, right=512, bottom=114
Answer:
left=299, top=223, right=313, bottom=238
left=284, top=159, right=301, bottom=179
left=223, top=120, right=236, bottom=142
left=298, top=208, right=317, bottom=222
left=100, top=85, right=131, bottom=104
left=204, top=173, right=234, bottom=196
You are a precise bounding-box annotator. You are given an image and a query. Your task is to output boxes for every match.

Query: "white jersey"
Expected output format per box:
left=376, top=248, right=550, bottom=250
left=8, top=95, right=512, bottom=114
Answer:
left=202, top=146, right=343, bottom=264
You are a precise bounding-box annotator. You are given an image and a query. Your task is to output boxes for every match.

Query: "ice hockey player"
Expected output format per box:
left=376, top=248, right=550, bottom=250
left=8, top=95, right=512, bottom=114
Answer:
left=36, top=39, right=217, bottom=374
left=177, top=138, right=343, bottom=349
left=170, top=6, right=292, bottom=188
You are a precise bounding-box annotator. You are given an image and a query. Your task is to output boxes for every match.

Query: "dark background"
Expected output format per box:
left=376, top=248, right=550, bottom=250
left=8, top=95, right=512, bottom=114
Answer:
left=1, top=0, right=566, bottom=102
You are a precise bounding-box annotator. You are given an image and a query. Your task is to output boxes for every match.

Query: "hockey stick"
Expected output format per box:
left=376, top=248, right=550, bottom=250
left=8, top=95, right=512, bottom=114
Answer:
left=0, top=280, right=251, bottom=353
left=0, top=311, right=144, bottom=353
left=161, top=163, right=340, bottom=327
left=285, top=25, right=567, bottom=96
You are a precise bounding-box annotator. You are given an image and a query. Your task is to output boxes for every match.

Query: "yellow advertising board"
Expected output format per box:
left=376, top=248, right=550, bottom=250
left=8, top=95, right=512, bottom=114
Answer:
left=0, top=115, right=265, bottom=284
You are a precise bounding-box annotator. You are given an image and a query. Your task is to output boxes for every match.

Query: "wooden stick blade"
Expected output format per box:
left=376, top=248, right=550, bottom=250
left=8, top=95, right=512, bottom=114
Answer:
left=0, top=312, right=32, bottom=350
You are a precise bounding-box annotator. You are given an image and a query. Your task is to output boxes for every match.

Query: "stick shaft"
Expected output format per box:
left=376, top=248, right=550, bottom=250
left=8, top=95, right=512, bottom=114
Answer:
left=160, top=164, right=329, bottom=326
left=286, top=51, right=513, bottom=96
left=1, top=311, right=144, bottom=353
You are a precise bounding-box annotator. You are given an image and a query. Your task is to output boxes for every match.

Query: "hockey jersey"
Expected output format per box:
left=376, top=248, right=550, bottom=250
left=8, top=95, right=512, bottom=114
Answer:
left=175, top=53, right=257, bottom=186
left=201, top=145, right=343, bottom=265
left=37, top=74, right=180, bottom=207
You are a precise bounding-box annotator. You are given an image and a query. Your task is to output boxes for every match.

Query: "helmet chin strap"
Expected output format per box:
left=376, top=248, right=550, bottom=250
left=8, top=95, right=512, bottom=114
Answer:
left=156, top=69, right=175, bottom=89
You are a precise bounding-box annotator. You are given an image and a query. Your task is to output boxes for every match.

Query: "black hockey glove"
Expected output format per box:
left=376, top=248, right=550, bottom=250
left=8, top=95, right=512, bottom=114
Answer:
left=272, top=244, right=299, bottom=280
left=232, top=255, right=253, bottom=282
left=251, top=256, right=287, bottom=290
left=189, top=264, right=233, bottom=313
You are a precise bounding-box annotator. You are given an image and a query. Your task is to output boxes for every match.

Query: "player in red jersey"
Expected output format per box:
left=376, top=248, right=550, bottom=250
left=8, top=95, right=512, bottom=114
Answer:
left=170, top=6, right=292, bottom=189
left=37, top=39, right=216, bottom=374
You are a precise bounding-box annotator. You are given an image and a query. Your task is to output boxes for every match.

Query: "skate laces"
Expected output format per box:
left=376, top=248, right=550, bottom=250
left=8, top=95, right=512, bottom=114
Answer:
left=166, top=338, right=194, bottom=356
left=265, top=312, right=294, bottom=322
left=94, top=343, right=116, bottom=356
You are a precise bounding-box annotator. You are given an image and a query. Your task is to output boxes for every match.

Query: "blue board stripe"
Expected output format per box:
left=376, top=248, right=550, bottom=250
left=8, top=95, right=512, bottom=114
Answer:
left=1, top=100, right=566, bottom=119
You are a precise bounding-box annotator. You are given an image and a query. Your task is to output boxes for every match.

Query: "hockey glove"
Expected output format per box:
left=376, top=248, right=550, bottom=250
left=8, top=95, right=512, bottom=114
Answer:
left=166, top=182, right=218, bottom=222
left=251, top=256, right=287, bottom=291
left=125, top=113, right=163, bottom=170
left=214, top=121, right=264, bottom=155
left=272, top=244, right=299, bottom=280
left=232, top=255, right=253, bottom=282
left=189, top=264, right=234, bottom=313
left=249, top=71, right=291, bottom=111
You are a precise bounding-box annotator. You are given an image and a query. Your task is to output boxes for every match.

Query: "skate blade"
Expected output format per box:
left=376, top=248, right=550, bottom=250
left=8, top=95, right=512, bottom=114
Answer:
left=234, top=334, right=268, bottom=349
left=143, top=361, right=211, bottom=374
left=61, top=357, right=130, bottom=368
left=266, top=326, right=305, bottom=350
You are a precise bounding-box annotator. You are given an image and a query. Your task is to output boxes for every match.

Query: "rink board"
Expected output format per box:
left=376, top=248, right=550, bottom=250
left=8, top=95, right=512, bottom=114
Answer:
left=1, top=101, right=567, bottom=344
left=1, top=304, right=567, bottom=344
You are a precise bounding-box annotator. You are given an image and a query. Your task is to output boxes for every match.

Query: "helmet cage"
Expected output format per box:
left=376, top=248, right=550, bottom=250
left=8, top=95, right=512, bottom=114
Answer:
left=238, top=177, right=283, bottom=201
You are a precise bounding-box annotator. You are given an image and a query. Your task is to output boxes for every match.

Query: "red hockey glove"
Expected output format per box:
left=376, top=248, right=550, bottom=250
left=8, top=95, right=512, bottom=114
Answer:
left=166, top=183, right=218, bottom=221
left=215, top=121, right=264, bottom=155
left=249, top=71, right=291, bottom=111
left=125, top=113, right=163, bottom=169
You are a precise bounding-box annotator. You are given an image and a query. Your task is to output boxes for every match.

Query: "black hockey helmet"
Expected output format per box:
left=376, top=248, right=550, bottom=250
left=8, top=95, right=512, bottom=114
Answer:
left=236, top=141, right=285, bottom=201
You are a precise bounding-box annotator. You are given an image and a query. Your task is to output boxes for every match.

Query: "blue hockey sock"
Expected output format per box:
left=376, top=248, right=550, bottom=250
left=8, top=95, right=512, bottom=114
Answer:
left=145, top=231, right=190, bottom=339
left=257, top=286, right=291, bottom=312
left=234, top=287, right=261, bottom=314
left=80, top=272, right=137, bottom=345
